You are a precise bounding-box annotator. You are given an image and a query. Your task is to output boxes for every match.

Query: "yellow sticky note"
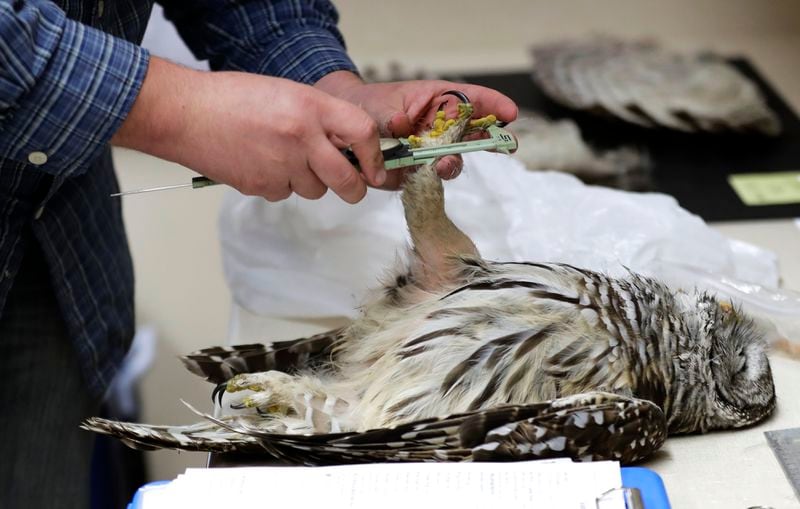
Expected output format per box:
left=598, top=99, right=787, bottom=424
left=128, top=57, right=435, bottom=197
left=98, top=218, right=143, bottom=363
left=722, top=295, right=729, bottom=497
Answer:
left=728, top=171, right=800, bottom=206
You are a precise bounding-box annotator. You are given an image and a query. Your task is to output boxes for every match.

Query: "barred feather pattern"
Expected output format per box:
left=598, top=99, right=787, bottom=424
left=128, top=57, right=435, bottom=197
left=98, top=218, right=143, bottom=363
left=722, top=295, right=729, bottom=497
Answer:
left=84, top=392, right=665, bottom=464
left=84, top=101, right=775, bottom=465
left=180, top=328, right=343, bottom=383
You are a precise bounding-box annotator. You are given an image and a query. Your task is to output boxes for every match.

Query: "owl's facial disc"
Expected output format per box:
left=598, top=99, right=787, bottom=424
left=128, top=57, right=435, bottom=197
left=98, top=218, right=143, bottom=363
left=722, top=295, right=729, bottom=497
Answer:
left=707, top=304, right=776, bottom=429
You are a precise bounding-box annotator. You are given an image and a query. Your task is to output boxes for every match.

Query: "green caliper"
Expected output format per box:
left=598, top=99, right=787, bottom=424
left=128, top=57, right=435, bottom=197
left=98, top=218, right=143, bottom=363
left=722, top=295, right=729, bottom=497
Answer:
left=356, top=123, right=518, bottom=171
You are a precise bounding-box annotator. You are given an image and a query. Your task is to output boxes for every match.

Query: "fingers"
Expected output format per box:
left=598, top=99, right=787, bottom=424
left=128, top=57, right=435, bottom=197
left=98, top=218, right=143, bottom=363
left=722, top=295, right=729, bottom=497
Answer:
left=386, top=111, right=413, bottom=138
left=307, top=136, right=368, bottom=204
left=320, top=102, right=386, bottom=187
left=459, top=83, right=519, bottom=123
left=348, top=136, right=387, bottom=187
left=290, top=168, right=328, bottom=200
left=378, top=167, right=408, bottom=191
left=434, top=155, right=463, bottom=180
left=395, top=80, right=518, bottom=136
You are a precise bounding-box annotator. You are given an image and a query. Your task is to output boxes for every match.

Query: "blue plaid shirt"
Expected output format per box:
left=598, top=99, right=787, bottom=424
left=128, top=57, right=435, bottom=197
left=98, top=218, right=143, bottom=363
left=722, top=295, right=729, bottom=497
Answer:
left=0, top=0, right=358, bottom=397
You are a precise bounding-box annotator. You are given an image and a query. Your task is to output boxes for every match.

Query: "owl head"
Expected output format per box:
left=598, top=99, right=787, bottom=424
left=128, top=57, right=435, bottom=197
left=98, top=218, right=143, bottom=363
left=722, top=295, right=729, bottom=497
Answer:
left=670, top=293, right=776, bottom=433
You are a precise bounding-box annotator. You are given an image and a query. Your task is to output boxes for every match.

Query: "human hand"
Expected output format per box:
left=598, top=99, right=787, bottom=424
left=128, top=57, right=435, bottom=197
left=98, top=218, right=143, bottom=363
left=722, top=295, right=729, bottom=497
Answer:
left=113, top=57, right=386, bottom=203
left=315, top=71, right=518, bottom=189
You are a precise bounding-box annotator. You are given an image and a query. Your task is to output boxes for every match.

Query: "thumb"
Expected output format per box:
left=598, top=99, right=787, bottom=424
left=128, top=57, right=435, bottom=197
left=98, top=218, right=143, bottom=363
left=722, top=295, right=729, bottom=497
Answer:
left=385, top=110, right=413, bottom=138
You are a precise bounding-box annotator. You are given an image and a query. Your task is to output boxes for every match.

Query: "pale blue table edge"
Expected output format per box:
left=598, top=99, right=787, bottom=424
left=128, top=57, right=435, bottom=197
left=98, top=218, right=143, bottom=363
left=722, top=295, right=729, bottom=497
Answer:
left=129, top=466, right=671, bottom=508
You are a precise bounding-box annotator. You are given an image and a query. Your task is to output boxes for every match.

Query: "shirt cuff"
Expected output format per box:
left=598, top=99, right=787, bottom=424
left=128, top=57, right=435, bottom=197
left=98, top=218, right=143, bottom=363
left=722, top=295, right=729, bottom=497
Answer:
left=0, top=14, right=149, bottom=177
left=252, top=28, right=359, bottom=85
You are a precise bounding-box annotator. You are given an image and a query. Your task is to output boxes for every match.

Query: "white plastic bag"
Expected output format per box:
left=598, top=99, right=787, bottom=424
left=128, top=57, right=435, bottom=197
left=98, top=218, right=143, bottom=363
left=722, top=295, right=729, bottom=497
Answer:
left=219, top=152, right=800, bottom=338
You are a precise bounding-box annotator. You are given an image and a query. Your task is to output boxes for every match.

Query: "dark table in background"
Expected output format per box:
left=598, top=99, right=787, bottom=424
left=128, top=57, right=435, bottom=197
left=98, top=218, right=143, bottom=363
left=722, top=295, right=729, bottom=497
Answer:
left=448, top=58, right=800, bottom=222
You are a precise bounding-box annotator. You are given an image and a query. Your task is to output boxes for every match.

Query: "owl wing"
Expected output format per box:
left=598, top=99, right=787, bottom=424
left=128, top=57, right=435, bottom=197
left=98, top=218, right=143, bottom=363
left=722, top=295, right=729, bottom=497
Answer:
left=532, top=37, right=780, bottom=135
left=83, top=392, right=665, bottom=465
left=81, top=416, right=260, bottom=453
left=180, top=327, right=345, bottom=384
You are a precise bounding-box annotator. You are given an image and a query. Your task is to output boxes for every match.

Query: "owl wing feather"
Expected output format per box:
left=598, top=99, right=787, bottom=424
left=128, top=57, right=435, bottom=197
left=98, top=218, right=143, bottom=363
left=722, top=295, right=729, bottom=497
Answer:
left=81, top=416, right=260, bottom=453
left=180, top=327, right=345, bottom=384
left=83, top=392, right=665, bottom=465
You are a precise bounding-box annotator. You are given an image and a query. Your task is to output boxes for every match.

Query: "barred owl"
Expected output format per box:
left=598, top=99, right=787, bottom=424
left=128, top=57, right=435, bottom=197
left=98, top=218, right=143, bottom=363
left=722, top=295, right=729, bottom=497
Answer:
left=85, top=99, right=775, bottom=465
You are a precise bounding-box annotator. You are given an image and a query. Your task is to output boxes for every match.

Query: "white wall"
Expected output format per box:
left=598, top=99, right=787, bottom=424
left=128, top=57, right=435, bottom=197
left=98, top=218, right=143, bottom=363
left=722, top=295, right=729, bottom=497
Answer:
left=125, top=0, right=800, bottom=482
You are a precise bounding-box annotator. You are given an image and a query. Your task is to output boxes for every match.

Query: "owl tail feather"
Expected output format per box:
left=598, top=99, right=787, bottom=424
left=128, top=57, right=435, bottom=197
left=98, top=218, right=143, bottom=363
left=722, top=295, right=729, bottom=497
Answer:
left=180, top=327, right=344, bottom=385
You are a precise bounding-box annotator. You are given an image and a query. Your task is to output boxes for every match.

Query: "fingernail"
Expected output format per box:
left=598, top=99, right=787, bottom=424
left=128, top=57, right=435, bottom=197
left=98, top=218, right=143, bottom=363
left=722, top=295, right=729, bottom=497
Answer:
left=443, top=160, right=458, bottom=178
left=376, top=169, right=387, bottom=186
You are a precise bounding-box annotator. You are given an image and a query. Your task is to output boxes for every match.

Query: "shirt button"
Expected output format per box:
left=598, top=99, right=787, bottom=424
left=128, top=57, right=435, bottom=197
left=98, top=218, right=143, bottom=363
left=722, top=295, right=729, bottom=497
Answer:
left=28, top=151, right=48, bottom=165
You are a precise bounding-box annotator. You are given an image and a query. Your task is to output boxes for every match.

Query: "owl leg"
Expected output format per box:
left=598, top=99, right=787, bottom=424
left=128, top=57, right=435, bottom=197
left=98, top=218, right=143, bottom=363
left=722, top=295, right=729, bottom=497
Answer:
left=401, top=105, right=481, bottom=291
left=224, top=371, right=354, bottom=433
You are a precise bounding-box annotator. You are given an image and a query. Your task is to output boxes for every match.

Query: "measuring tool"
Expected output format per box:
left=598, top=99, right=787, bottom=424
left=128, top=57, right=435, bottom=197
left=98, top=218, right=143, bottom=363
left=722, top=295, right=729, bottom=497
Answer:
left=110, top=123, right=517, bottom=197
left=765, top=428, right=800, bottom=501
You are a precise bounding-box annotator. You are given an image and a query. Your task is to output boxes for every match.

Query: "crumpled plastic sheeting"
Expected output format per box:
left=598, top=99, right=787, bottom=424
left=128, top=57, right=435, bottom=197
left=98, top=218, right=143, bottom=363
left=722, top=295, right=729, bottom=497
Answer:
left=219, top=152, right=800, bottom=339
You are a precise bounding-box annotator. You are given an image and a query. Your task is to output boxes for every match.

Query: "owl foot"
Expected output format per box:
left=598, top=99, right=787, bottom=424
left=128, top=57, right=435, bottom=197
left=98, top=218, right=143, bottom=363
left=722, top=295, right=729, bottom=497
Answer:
left=223, top=371, right=296, bottom=416
left=407, top=102, right=476, bottom=147
left=466, top=114, right=498, bottom=135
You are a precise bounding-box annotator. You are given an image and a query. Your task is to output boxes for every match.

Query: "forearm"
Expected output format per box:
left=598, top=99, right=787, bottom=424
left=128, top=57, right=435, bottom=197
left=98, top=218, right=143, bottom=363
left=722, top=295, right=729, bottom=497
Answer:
left=111, top=57, right=196, bottom=163
left=314, top=71, right=365, bottom=98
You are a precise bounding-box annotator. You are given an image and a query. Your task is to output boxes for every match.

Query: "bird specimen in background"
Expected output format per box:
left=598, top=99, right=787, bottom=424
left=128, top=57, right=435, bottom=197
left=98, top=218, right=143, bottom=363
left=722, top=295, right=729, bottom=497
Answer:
left=85, top=98, right=775, bottom=466
left=508, top=111, right=648, bottom=187
left=532, top=37, right=781, bottom=135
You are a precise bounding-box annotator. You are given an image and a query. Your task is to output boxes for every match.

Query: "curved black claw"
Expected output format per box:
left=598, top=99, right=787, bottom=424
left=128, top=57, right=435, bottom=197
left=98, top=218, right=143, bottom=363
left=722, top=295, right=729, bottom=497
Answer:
left=212, top=383, right=227, bottom=407
left=438, top=90, right=471, bottom=112
left=228, top=402, right=269, bottom=415
left=442, top=90, right=470, bottom=104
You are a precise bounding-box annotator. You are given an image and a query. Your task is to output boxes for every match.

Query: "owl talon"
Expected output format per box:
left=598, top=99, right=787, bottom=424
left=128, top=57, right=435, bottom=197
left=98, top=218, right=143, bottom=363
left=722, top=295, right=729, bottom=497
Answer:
left=212, top=383, right=227, bottom=406
left=441, top=90, right=470, bottom=105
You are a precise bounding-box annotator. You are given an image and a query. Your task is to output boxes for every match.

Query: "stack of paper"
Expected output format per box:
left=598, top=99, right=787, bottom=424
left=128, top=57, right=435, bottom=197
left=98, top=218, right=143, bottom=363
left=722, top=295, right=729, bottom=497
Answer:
left=137, top=459, right=625, bottom=509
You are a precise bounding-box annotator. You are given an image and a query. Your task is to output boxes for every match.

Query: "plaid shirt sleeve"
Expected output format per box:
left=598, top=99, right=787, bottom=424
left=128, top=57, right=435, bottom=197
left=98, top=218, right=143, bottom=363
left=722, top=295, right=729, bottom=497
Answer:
left=159, top=0, right=359, bottom=84
left=0, top=0, right=149, bottom=177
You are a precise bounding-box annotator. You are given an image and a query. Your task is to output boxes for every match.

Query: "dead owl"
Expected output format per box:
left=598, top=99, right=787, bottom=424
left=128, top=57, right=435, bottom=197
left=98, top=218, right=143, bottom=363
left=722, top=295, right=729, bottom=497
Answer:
left=85, top=100, right=775, bottom=465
